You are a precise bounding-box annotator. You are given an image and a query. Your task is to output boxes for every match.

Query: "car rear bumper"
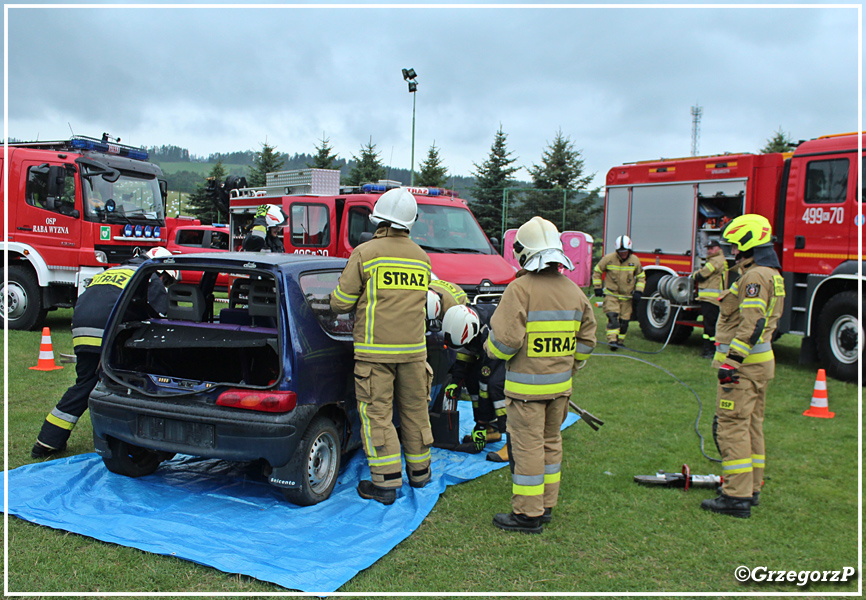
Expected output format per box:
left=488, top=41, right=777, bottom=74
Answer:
left=89, top=386, right=317, bottom=470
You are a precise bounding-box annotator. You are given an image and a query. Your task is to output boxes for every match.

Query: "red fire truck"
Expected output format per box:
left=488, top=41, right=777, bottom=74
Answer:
left=603, top=132, right=862, bottom=381
left=228, top=169, right=516, bottom=298
left=2, top=135, right=167, bottom=330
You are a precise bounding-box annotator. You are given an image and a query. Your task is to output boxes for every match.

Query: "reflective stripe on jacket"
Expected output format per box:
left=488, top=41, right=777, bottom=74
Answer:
left=592, top=251, right=645, bottom=297
left=331, top=227, right=431, bottom=363
left=485, top=269, right=597, bottom=401
left=429, top=279, right=467, bottom=316
left=712, top=257, right=785, bottom=381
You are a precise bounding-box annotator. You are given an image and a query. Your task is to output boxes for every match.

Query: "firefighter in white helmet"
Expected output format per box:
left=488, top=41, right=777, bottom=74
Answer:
left=591, top=234, right=645, bottom=349
left=440, top=303, right=507, bottom=454
left=701, top=214, right=784, bottom=518
left=242, top=204, right=288, bottom=252
left=330, top=188, right=433, bottom=504
left=31, top=248, right=173, bottom=458
left=485, top=216, right=597, bottom=533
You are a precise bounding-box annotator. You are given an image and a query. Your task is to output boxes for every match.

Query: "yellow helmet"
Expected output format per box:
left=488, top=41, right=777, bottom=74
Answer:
left=722, top=214, right=772, bottom=251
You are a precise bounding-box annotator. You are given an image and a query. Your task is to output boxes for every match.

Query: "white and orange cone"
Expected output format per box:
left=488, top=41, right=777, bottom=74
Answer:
left=803, top=368, right=834, bottom=418
left=29, top=327, right=64, bottom=372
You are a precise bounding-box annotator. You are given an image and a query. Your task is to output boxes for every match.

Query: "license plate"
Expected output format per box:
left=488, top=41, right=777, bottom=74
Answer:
left=137, top=416, right=215, bottom=448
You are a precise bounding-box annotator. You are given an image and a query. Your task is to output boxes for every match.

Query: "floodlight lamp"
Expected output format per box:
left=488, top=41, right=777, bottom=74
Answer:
left=403, top=67, right=417, bottom=81
left=408, top=81, right=418, bottom=93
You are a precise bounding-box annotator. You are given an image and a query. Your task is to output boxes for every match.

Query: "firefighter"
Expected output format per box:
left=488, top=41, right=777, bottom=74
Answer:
left=330, top=188, right=433, bottom=505
left=426, top=279, right=468, bottom=331
left=485, top=216, right=597, bottom=533
left=242, top=204, right=287, bottom=252
left=700, top=214, right=784, bottom=518
left=692, top=239, right=728, bottom=358
left=31, top=248, right=176, bottom=458
left=592, top=235, right=645, bottom=350
left=441, top=304, right=507, bottom=454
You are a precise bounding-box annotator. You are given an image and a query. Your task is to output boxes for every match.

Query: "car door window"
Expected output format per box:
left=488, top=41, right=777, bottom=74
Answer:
left=26, top=165, right=77, bottom=215
left=347, top=207, right=376, bottom=247
left=804, top=159, right=848, bottom=204
left=299, top=270, right=354, bottom=336
left=291, top=204, right=330, bottom=247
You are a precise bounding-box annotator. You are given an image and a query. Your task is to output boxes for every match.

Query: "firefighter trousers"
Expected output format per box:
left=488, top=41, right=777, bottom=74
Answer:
left=715, top=374, right=767, bottom=498
left=354, top=360, right=434, bottom=489
left=603, top=296, right=633, bottom=343
left=37, top=351, right=101, bottom=449
left=505, top=395, right=568, bottom=518
left=700, top=302, right=720, bottom=341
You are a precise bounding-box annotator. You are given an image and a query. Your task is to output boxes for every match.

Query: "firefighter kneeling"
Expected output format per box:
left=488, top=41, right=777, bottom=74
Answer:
left=440, top=304, right=507, bottom=457
left=485, top=216, right=597, bottom=533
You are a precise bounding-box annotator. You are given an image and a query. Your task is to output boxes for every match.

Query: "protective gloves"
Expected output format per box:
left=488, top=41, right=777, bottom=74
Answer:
left=718, top=364, right=740, bottom=385
left=594, top=288, right=604, bottom=298
left=444, top=384, right=460, bottom=400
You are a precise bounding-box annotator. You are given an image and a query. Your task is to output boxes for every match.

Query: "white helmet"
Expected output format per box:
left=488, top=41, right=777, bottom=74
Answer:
left=615, top=235, right=633, bottom=252
left=426, top=289, right=442, bottom=321
left=146, top=247, right=179, bottom=281
left=265, top=205, right=288, bottom=228
left=442, top=305, right=480, bottom=348
left=513, top=216, right=574, bottom=272
left=370, top=188, right=417, bottom=231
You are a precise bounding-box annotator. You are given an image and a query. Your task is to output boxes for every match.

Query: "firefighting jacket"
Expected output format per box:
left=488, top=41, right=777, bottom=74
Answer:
left=449, top=303, right=506, bottom=418
left=429, top=279, right=467, bottom=316
left=71, top=258, right=162, bottom=353
left=693, top=252, right=727, bottom=306
left=712, top=255, right=785, bottom=381
left=485, top=269, right=597, bottom=401
left=592, top=251, right=646, bottom=298
left=242, top=213, right=284, bottom=252
left=331, top=226, right=431, bottom=363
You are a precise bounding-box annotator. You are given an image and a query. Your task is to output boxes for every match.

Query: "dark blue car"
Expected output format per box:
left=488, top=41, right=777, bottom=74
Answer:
left=90, top=252, right=450, bottom=505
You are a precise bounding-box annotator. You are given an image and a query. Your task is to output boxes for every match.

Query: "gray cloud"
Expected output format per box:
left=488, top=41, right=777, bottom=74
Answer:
left=6, top=3, right=859, bottom=186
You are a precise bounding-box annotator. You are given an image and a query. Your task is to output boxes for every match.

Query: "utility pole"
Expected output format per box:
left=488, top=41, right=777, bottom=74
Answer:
left=690, top=103, right=703, bottom=157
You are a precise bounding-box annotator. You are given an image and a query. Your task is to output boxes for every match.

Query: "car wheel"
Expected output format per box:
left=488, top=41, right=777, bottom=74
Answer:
left=102, top=437, right=162, bottom=478
left=0, top=266, right=47, bottom=331
left=816, top=290, right=862, bottom=383
left=281, top=416, right=342, bottom=506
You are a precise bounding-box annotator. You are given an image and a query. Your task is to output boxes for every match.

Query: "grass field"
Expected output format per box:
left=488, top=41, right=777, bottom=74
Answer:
left=4, top=305, right=861, bottom=594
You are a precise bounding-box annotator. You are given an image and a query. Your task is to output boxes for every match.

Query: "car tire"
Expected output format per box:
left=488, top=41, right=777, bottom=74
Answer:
left=102, top=437, right=162, bottom=478
left=281, top=416, right=342, bottom=506
left=0, top=266, right=47, bottom=331
left=816, top=290, right=862, bottom=383
left=637, top=272, right=693, bottom=344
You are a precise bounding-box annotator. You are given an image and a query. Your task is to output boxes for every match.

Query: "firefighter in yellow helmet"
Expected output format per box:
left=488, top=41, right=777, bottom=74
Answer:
left=592, top=235, right=645, bottom=349
left=692, top=239, right=728, bottom=358
left=485, top=216, right=597, bottom=533
left=701, top=214, right=784, bottom=518
left=330, top=188, right=433, bottom=505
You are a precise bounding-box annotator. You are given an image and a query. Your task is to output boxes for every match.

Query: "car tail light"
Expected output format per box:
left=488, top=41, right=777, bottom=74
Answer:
left=216, top=389, right=297, bottom=413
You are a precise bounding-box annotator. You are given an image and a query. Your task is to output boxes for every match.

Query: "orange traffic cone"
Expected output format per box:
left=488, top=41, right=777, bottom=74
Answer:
left=29, top=327, right=64, bottom=372
left=803, top=369, right=834, bottom=418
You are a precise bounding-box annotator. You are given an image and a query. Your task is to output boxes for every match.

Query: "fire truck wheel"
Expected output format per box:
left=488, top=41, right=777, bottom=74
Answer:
left=102, top=437, right=162, bottom=478
left=637, top=273, right=693, bottom=344
left=281, top=416, right=342, bottom=506
left=0, top=266, right=46, bottom=331
left=816, top=291, right=862, bottom=383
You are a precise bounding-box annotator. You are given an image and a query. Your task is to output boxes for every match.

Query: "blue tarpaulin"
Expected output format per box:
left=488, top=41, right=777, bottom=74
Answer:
left=4, top=403, right=578, bottom=593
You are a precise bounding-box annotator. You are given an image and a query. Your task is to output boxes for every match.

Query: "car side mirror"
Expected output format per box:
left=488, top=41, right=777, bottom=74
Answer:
left=489, top=237, right=500, bottom=253
left=358, top=231, right=374, bottom=245
left=44, top=165, right=68, bottom=210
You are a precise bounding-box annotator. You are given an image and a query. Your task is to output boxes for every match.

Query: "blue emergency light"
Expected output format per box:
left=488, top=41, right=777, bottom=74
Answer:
left=144, top=226, right=153, bottom=238
left=362, top=184, right=388, bottom=193
left=153, top=226, right=161, bottom=238
left=134, top=225, right=144, bottom=238
left=69, top=136, right=149, bottom=161
left=124, top=224, right=134, bottom=237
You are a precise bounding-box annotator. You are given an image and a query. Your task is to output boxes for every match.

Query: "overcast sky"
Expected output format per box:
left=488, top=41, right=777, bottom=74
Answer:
left=4, top=2, right=861, bottom=188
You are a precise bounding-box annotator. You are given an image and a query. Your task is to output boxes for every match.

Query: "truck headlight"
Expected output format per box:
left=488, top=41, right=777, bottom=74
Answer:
left=94, top=250, right=108, bottom=264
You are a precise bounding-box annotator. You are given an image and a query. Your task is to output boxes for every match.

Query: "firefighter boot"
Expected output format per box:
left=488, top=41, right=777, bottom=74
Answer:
left=357, top=480, right=397, bottom=506
left=701, top=339, right=715, bottom=359
left=486, top=444, right=510, bottom=463
left=716, top=486, right=761, bottom=506
left=485, top=427, right=502, bottom=444
left=700, top=493, right=751, bottom=518
left=493, top=512, right=543, bottom=534
left=541, top=507, right=553, bottom=524
left=30, top=440, right=66, bottom=459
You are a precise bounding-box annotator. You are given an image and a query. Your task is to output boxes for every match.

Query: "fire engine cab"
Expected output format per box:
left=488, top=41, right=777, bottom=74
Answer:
left=228, top=169, right=516, bottom=298
left=2, top=135, right=167, bottom=330
left=603, top=132, right=863, bottom=381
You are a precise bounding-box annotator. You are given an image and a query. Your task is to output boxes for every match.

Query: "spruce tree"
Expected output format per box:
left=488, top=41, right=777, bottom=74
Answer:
left=522, top=129, right=602, bottom=238
left=247, top=141, right=285, bottom=187
left=469, top=126, right=519, bottom=242
left=188, top=160, right=228, bottom=224
left=761, top=126, right=796, bottom=153
left=308, top=133, right=341, bottom=170
left=346, top=137, right=386, bottom=186
left=416, top=142, right=448, bottom=187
